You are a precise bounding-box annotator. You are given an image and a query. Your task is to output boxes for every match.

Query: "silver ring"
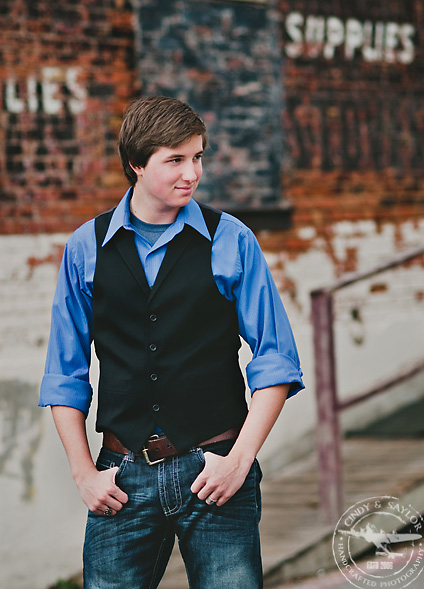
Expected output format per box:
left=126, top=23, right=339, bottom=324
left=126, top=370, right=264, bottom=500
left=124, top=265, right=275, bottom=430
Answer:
left=206, top=498, right=217, bottom=505
left=104, top=507, right=113, bottom=517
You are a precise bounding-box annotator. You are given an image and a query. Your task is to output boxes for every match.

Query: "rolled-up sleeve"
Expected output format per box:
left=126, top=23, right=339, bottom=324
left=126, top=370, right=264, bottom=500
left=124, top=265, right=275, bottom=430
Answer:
left=39, top=373, right=93, bottom=415
left=39, top=228, right=94, bottom=416
left=213, top=215, right=304, bottom=398
left=246, top=353, right=303, bottom=398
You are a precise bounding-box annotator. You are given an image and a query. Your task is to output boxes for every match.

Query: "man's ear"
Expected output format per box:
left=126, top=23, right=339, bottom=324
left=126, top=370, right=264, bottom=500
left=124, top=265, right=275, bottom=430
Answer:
left=129, top=162, right=144, bottom=178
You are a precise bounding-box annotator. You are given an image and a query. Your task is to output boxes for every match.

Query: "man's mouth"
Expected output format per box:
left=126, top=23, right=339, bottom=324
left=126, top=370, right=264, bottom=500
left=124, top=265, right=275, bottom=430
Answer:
left=176, top=185, right=195, bottom=192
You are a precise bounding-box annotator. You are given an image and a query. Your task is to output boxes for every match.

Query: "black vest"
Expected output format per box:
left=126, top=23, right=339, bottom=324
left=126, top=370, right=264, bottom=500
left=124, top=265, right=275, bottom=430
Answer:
left=92, top=204, right=247, bottom=453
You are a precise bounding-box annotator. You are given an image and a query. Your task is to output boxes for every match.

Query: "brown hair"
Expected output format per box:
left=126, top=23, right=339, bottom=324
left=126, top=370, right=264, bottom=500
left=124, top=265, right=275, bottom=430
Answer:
left=118, top=96, right=208, bottom=185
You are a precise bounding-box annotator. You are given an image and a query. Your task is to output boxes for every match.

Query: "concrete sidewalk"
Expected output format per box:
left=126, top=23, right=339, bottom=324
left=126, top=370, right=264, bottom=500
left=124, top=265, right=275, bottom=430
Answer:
left=159, top=437, right=424, bottom=588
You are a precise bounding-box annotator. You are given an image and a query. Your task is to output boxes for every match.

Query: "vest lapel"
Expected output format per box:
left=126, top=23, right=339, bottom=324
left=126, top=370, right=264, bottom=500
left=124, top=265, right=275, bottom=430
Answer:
left=149, top=225, right=198, bottom=302
left=114, top=228, right=151, bottom=296
left=110, top=225, right=201, bottom=301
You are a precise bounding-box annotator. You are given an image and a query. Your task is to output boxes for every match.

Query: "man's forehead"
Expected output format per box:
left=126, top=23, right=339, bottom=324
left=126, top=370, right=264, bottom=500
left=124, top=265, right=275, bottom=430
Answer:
left=157, top=135, right=204, bottom=156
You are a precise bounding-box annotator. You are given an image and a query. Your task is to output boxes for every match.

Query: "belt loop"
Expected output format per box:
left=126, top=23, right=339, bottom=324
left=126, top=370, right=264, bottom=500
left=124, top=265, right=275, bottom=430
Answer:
left=127, top=450, right=135, bottom=463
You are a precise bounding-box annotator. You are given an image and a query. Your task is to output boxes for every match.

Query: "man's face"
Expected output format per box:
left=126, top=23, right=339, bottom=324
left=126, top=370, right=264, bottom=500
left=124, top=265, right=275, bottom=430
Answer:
left=131, top=134, right=204, bottom=222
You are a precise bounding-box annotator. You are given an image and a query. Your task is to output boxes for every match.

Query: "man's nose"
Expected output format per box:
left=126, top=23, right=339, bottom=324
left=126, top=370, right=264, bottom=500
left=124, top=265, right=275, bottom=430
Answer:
left=181, top=162, right=198, bottom=182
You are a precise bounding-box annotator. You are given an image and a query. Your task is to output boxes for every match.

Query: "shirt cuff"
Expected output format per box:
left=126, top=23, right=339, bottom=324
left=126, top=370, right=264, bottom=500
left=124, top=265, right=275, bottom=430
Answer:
left=246, top=353, right=305, bottom=399
left=39, top=374, right=93, bottom=417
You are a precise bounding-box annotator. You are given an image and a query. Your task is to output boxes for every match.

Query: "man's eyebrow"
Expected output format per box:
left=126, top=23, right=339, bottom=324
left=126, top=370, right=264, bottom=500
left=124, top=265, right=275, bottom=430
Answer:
left=167, top=150, right=204, bottom=158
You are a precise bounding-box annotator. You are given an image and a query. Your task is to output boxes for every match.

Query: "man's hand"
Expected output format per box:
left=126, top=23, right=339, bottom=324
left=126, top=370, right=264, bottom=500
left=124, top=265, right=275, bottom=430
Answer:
left=190, top=385, right=291, bottom=507
left=75, top=465, right=129, bottom=516
left=190, top=451, right=252, bottom=507
left=50, top=407, right=129, bottom=517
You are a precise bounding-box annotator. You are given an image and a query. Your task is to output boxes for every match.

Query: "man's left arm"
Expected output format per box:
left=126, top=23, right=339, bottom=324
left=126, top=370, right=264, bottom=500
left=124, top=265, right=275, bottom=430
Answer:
left=191, top=383, right=289, bottom=505
left=192, top=218, right=304, bottom=505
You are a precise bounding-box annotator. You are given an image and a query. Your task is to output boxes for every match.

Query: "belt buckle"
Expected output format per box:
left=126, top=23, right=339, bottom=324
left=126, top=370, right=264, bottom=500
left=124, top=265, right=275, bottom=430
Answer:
left=142, top=434, right=166, bottom=466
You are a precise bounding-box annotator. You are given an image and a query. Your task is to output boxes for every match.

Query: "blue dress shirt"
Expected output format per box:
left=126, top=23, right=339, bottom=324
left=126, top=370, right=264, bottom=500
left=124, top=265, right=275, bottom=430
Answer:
left=39, top=188, right=304, bottom=416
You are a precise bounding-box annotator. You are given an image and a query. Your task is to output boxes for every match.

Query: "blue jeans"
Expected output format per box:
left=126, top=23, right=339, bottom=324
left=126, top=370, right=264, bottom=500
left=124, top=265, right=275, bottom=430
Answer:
left=83, top=440, right=263, bottom=588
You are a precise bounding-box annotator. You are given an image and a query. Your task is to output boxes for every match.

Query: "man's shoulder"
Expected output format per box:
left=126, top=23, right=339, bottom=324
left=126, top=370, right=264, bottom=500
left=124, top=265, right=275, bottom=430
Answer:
left=219, top=211, right=250, bottom=231
left=66, top=217, right=97, bottom=255
left=69, top=207, right=117, bottom=244
left=194, top=202, right=249, bottom=234
left=94, top=207, right=117, bottom=222
left=217, top=211, right=253, bottom=246
left=93, top=207, right=117, bottom=239
left=70, top=217, right=96, bottom=240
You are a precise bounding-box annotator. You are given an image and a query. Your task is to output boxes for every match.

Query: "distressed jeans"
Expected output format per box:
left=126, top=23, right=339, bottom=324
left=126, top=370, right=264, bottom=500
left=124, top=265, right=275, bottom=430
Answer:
left=83, top=439, right=263, bottom=589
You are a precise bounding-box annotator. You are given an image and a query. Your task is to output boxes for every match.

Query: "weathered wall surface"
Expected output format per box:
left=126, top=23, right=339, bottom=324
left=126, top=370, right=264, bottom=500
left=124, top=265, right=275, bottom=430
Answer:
left=278, top=0, right=424, bottom=235
left=0, top=1, right=135, bottom=587
left=0, top=233, right=96, bottom=588
left=259, top=0, right=424, bottom=465
left=133, top=0, right=284, bottom=207
left=0, top=0, right=134, bottom=234
left=1, top=1, right=424, bottom=587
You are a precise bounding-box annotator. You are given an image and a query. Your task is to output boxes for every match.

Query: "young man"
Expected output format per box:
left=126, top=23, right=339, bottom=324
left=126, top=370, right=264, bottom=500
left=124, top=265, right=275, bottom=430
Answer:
left=40, top=96, right=304, bottom=588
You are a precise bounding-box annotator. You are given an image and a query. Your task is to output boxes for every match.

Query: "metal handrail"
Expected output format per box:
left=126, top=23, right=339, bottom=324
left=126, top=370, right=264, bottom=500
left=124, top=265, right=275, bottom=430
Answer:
left=338, top=358, right=424, bottom=411
left=311, top=244, right=424, bottom=296
left=311, top=244, right=424, bottom=523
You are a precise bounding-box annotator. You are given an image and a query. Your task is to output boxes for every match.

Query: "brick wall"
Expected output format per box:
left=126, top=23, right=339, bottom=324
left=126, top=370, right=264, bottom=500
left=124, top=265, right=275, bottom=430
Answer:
left=268, top=0, right=424, bottom=259
left=0, top=0, right=135, bottom=234
left=133, top=0, right=284, bottom=208
left=1, top=0, right=423, bottom=243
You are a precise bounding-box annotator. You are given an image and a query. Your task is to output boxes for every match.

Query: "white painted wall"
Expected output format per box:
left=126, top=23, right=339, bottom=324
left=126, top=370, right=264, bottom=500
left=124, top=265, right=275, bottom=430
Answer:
left=1, top=218, right=423, bottom=587
left=0, top=233, right=85, bottom=589
left=258, top=218, right=424, bottom=472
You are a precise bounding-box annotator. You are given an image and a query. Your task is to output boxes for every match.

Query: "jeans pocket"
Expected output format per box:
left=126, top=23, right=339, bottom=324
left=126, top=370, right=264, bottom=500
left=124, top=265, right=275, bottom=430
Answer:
left=115, top=454, right=128, bottom=481
left=96, top=448, right=128, bottom=479
left=193, top=446, right=206, bottom=466
left=96, top=457, right=116, bottom=472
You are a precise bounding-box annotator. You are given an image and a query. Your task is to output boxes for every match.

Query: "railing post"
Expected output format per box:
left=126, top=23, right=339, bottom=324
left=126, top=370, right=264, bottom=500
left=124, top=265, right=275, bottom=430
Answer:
left=311, top=289, right=343, bottom=523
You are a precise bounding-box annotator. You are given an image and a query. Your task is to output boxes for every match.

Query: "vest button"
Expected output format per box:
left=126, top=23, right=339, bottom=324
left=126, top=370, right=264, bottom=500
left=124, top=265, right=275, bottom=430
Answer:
left=149, top=314, right=157, bottom=322
left=150, top=373, right=158, bottom=381
left=152, top=404, right=160, bottom=412
left=149, top=343, right=157, bottom=352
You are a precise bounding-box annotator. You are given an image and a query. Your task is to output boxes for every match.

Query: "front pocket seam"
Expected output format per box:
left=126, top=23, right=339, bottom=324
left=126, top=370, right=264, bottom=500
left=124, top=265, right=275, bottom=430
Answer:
left=193, top=447, right=206, bottom=466
left=115, top=455, right=128, bottom=479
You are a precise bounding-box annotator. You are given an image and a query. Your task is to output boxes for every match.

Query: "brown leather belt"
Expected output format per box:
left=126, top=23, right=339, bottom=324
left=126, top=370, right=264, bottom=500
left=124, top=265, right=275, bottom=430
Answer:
left=103, top=428, right=240, bottom=465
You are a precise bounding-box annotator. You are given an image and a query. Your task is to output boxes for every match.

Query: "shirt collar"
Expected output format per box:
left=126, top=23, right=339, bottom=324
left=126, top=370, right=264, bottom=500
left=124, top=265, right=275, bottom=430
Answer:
left=176, top=198, right=211, bottom=241
left=102, top=188, right=211, bottom=247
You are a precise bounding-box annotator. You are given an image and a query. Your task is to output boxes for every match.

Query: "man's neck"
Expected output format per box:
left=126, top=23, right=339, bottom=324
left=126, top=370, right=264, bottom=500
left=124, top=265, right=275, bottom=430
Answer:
left=130, top=187, right=181, bottom=225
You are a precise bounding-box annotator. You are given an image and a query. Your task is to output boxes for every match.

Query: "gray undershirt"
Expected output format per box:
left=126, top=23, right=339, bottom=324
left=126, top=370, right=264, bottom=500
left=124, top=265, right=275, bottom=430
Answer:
left=130, top=212, right=171, bottom=245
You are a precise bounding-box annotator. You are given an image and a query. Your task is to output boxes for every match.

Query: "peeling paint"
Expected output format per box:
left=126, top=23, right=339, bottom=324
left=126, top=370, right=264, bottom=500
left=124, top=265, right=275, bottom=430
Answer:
left=349, top=307, right=365, bottom=345
left=26, top=243, right=64, bottom=280
left=370, top=282, right=388, bottom=294
left=0, top=380, right=43, bottom=501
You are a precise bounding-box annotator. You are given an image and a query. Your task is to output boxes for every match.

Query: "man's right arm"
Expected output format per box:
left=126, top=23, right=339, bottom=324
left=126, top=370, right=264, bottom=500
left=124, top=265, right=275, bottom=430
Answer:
left=39, top=227, right=95, bottom=415
left=40, top=225, right=127, bottom=514
left=51, top=406, right=128, bottom=515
